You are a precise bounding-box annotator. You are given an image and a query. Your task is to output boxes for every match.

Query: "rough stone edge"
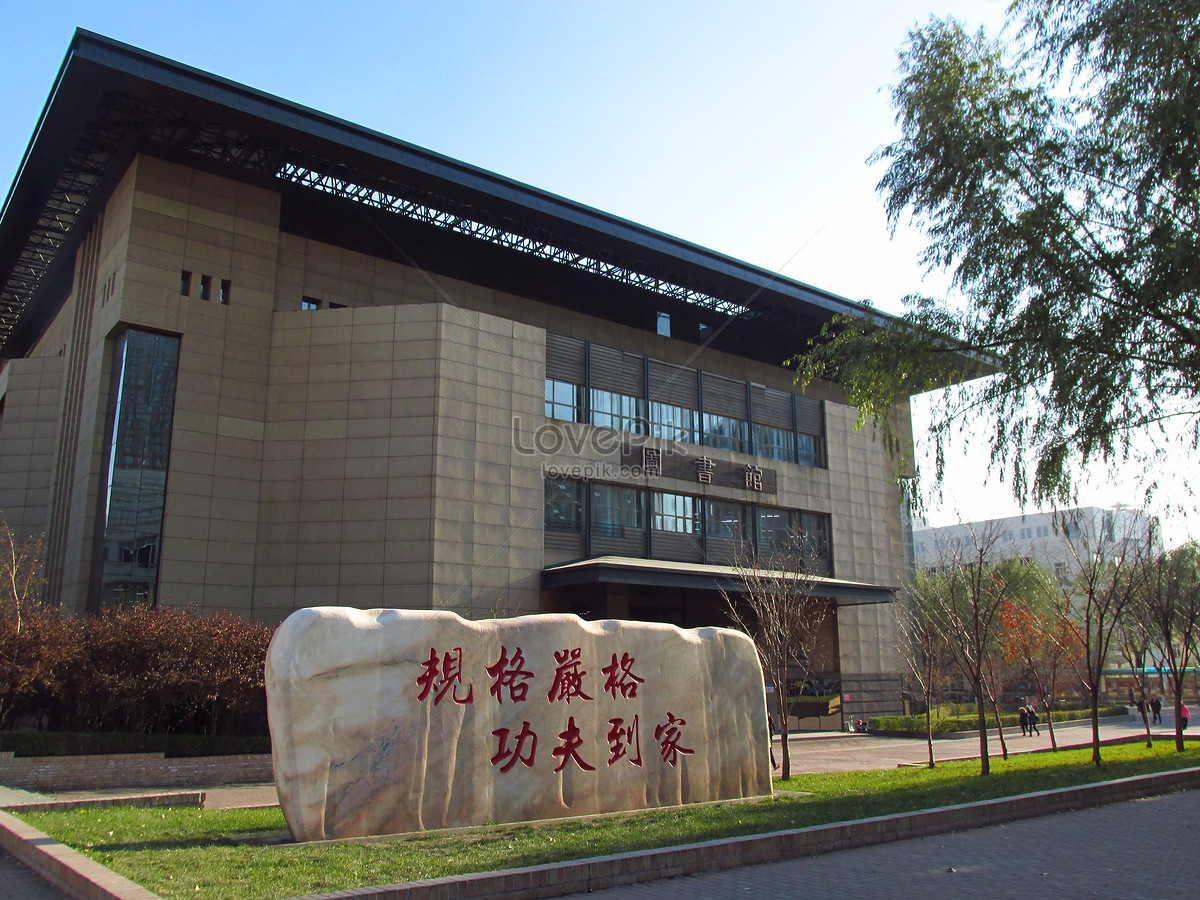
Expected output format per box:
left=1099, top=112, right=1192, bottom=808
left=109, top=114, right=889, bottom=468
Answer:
left=0, top=809, right=163, bottom=900
left=284, top=766, right=1200, bottom=900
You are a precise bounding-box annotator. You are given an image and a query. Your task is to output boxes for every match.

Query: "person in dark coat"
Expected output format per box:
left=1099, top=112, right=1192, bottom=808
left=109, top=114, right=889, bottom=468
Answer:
left=1027, top=704, right=1040, bottom=736
left=1151, top=696, right=1162, bottom=724
left=1018, top=705, right=1029, bottom=736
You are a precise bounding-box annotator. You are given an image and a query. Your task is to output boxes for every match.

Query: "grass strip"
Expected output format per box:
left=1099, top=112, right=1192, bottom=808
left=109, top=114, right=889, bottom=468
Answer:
left=16, top=743, right=1200, bottom=900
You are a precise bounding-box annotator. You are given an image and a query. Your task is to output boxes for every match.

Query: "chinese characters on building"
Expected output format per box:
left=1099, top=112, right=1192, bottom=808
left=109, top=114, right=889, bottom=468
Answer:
left=416, top=645, right=692, bottom=774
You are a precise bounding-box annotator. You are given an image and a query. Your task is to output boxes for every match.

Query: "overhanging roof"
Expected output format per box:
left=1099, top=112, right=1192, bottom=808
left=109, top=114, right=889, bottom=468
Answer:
left=542, top=556, right=897, bottom=606
left=0, top=30, right=909, bottom=366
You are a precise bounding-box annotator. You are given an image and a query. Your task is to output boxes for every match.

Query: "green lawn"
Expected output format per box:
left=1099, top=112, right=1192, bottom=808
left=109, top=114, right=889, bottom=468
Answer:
left=16, top=743, right=1200, bottom=900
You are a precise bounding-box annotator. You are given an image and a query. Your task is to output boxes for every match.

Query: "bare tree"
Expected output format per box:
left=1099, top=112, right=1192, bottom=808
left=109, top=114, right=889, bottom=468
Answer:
left=895, top=575, right=953, bottom=768
left=721, top=533, right=829, bottom=780
left=915, top=523, right=1015, bottom=776
left=0, top=516, right=46, bottom=632
left=1131, top=542, right=1200, bottom=752
left=1060, top=511, right=1150, bottom=766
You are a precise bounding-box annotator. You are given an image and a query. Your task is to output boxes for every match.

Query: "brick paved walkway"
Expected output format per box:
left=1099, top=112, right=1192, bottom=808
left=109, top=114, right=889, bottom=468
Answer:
left=0, top=847, right=70, bottom=900
left=578, top=788, right=1200, bottom=899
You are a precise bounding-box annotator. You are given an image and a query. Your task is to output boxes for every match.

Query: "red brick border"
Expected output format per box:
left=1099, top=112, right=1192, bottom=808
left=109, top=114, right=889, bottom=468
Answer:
left=0, top=753, right=272, bottom=792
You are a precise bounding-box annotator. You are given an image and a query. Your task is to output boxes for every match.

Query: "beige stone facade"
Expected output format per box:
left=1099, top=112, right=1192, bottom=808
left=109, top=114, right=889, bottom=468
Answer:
left=0, top=34, right=925, bottom=720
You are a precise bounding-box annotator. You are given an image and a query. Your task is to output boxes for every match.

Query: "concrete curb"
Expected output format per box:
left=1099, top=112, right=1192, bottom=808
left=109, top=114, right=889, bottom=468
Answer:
left=0, top=809, right=162, bottom=900
left=3, top=767, right=1198, bottom=900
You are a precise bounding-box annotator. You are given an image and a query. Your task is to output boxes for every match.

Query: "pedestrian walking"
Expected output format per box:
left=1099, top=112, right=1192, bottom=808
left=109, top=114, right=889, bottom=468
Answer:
left=1183, top=703, right=1190, bottom=731
left=1028, top=704, right=1040, bottom=736
left=1151, top=696, right=1162, bottom=724
left=1019, top=705, right=1029, bottom=736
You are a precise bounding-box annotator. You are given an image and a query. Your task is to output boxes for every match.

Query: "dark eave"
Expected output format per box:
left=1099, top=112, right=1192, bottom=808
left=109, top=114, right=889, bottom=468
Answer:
left=1, top=29, right=901, bottom=366
left=542, top=556, right=897, bottom=606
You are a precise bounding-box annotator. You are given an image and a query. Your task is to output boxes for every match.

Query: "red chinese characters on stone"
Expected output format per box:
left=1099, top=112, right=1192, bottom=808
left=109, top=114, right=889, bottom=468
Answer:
left=491, top=721, right=538, bottom=772
left=601, top=652, right=644, bottom=699
left=546, top=648, right=593, bottom=703
left=486, top=645, right=535, bottom=704
left=606, top=715, right=643, bottom=766
left=415, top=647, right=475, bottom=705
left=552, top=715, right=596, bottom=772
left=654, top=712, right=694, bottom=767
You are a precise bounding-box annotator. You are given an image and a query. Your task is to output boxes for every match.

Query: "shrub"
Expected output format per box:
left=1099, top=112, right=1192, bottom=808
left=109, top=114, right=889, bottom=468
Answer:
left=0, top=606, right=274, bottom=736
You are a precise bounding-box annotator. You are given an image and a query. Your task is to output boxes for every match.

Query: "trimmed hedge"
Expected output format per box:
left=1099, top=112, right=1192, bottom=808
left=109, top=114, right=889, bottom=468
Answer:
left=0, top=731, right=271, bottom=758
left=871, top=706, right=1128, bottom=735
left=0, top=606, right=274, bottom=737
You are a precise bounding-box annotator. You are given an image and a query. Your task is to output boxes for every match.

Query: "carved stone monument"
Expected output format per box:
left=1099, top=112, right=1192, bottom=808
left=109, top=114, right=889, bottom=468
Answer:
left=266, top=608, right=772, bottom=840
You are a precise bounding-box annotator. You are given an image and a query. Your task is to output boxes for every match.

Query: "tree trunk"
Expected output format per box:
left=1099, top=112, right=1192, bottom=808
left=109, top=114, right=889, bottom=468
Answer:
left=975, top=687, right=990, bottom=776
left=989, top=696, right=1009, bottom=760
left=1046, top=697, right=1058, bottom=751
left=1089, top=682, right=1102, bottom=766
left=776, top=684, right=791, bottom=780
left=1175, top=692, right=1186, bottom=753
left=925, top=700, right=935, bottom=768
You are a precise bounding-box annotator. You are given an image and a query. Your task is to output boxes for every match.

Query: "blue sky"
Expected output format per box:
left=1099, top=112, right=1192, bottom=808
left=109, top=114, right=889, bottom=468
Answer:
left=2, top=1, right=1189, bottom=541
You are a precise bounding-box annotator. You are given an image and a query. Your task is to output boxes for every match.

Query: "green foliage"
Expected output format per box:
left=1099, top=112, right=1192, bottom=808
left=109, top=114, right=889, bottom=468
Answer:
left=0, top=607, right=274, bottom=735
left=793, top=0, right=1200, bottom=505
left=17, top=743, right=1199, bottom=900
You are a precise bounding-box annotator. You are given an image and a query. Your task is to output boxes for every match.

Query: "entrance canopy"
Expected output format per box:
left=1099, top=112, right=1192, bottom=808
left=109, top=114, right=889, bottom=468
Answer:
left=542, top=556, right=897, bottom=607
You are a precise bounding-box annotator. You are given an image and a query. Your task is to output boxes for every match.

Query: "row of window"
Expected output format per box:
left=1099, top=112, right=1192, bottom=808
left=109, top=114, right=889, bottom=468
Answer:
left=180, top=270, right=231, bottom=305
left=300, top=295, right=347, bottom=311
left=545, top=335, right=824, bottom=467
left=545, top=477, right=832, bottom=574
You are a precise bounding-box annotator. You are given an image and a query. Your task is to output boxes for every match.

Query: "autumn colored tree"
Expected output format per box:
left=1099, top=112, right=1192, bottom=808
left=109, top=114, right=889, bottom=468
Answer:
left=999, top=570, right=1084, bottom=751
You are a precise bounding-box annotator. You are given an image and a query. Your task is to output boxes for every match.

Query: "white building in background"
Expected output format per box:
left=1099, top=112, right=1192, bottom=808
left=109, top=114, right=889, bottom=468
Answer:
left=911, top=506, right=1161, bottom=584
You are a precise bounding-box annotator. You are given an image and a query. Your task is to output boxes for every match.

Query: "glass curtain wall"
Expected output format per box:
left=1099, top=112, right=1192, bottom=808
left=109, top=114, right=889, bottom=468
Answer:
left=95, top=330, right=180, bottom=608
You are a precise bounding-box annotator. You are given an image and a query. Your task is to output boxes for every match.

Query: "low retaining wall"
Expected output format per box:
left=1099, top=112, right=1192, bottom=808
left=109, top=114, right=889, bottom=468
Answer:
left=0, top=752, right=272, bottom=792
left=292, top=766, right=1200, bottom=900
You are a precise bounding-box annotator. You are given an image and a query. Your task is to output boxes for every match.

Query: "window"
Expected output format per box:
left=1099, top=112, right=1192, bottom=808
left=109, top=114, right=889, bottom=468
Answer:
left=648, top=400, right=698, bottom=443
left=652, top=492, right=698, bottom=534
left=752, top=423, right=795, bottom=462
left=301, top=296, right=320, bottom=311
left=1019, top=527, right=1032, bottom=539
left=1036, top=525, right=1050, bottom=538
left=180, top=270, right=192, bottom=296
left=544, top=479, right=583, bottom=534
left=591, top=483, right=644, bottom=537
left=199, top=275, right=212, bottom=301
left=799, top=511, right=833, bottom=574
left=219, top=279, right=231, bottom=305
left=796, top=433, right=821, bottom=467
left=657, top=311, right=671, bottom=336
left=590, top=388, right=644, bottom=433
left=707, top=500, right=750, bottom=541
left=1053, top=562, right=1068, bottom=581
left=702, top=412, right=748, bottom=453
left=545, top=379, right=581, bottom=422
left=757, top=507, right=798, bottom=553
